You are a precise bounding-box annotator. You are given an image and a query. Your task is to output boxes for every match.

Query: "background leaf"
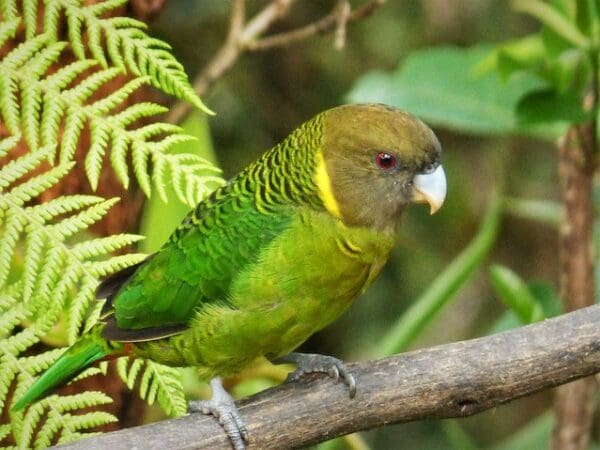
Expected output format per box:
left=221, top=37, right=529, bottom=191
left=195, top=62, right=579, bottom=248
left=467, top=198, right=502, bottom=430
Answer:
left=347, top=45, right=566, bottom=139
left=139, top=110, right=222, bottom=253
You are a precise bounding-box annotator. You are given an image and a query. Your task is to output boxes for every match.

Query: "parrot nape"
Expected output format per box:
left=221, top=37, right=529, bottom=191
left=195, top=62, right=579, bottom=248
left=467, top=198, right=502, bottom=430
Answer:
left=13, top=104, right=447, bottom=450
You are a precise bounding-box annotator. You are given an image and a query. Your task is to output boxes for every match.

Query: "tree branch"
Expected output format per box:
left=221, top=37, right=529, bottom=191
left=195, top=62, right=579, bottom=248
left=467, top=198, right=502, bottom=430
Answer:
left=57, top=304, right=600, bottom=450
left=165, top=0, right=386, bottom=124
left=246, top=0, right=384, bottom=51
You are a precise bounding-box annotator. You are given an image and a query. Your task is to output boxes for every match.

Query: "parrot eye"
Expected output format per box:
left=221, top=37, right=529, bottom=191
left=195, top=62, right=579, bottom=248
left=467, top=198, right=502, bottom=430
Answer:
left=374, top=152, right=398, bottom=172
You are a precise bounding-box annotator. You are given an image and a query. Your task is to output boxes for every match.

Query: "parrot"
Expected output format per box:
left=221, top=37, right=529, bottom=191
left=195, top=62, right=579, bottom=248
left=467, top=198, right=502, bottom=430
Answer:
left=13, top=104, right=447, bottom=449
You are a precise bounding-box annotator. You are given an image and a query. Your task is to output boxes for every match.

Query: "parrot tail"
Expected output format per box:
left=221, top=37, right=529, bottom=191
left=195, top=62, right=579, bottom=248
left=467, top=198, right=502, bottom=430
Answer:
left=12, top=326, right=123, bottom=411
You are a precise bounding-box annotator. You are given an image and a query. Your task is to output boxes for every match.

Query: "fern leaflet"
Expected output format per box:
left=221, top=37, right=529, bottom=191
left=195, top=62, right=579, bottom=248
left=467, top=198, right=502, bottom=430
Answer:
left=0, top=31, right=224, bottom=206
left=117, top=357, right=187, bottom=418
left=0, top=139, right=147, bottom=446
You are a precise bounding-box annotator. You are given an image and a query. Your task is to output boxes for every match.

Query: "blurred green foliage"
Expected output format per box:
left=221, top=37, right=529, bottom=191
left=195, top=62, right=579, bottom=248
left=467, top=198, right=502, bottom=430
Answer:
left=140, top=111, right=221, bottom=253
left=140, top=1, right=599, bottom=449
left=348, top=45, right=560, bottom=137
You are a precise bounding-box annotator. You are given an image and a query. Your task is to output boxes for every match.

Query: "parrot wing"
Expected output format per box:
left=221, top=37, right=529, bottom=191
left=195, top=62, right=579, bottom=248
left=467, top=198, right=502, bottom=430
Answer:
left=100, top=188, right=291, bottom=342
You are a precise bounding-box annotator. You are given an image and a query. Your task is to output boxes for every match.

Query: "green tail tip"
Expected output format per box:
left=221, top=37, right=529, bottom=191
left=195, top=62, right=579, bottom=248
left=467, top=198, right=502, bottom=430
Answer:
left=11, top=330, right=115, bottom=411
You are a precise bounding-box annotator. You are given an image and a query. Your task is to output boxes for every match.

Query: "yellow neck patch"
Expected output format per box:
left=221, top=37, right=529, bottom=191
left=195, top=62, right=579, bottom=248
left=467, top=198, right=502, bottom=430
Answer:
left=315, top=151, right=342, bottom=219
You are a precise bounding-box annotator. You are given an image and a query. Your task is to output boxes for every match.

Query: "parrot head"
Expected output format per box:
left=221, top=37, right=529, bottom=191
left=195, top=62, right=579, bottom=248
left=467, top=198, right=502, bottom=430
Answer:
left=318, top=104, right=446, bottom=230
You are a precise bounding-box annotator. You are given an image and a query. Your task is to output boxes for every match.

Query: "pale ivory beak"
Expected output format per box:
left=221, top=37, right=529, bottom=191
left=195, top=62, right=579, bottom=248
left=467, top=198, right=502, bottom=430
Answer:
left=413, top=165, right=447, bottom=214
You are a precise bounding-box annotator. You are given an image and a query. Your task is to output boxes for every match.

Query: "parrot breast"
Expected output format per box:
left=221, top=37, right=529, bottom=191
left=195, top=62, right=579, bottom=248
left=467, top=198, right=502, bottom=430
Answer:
left=131, top=207, right=394, bottom=377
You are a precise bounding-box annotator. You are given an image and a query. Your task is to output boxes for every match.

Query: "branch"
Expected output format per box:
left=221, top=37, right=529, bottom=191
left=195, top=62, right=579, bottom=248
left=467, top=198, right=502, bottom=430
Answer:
left=57, top=304, right=600, bottom=450
left=165, top=0, right=386, bottom=124
left=247, top=0, right=384, bottom=51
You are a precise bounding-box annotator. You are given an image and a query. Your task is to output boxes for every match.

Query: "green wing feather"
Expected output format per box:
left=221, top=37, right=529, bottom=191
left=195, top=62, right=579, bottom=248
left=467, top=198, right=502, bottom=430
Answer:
left=107, top=195, right=291, bottom=332
left=101, top=117, right=326, bottom=341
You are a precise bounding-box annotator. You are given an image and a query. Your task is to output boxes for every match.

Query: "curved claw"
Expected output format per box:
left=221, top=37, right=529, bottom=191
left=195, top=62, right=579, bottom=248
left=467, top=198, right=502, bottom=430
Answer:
left=337, top=365, right=356, bottom=398
left=275, top=352, right=357, bottom=399
left=188, top=377, right=248, bottom=450
left=329, top=365, right=340, bottom=383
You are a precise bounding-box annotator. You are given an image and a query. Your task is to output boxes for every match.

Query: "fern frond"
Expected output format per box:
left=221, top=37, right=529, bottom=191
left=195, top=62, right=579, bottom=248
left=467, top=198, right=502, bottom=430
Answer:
left=0, top=423, right=10, bottom=441
left=0, top=35, right=224, bottom=205
left=1, top=309, right=116, bottom=448
left=117, top=357, right=187, bottom=417
left=72, top=361, right=108, bottom=383
left=0, top=2, right=222, bottom=444
left=0, top=143, right=151, bottom=446
left=0, top=0, right=18, bottom=21
left=0, top=146, right=51, bottom=191
left=0, top=143, right=145, bottom=341
left=32, top=0, right=212, bottom=114
left=37, top=410, right=115, bottom=449
left=0, top=16, right=19, bottom=47
left=14, top=390, right=115, bottom=449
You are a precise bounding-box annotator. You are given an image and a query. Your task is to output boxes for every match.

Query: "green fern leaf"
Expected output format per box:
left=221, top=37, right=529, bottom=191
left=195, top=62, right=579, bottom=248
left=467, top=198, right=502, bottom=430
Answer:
left=42, top=0, right=62, bottom=41
left=86, top=253, right=146, bottom=279
left=23, top=0, right=40, bottom=39
left=65, top=278, right=96, bottom=342
left=0, top=423, right=10, bottom=441
left=0, top=16, right=19, bottom=47
left=132, top=139, right=152, bottom=196
left=110, top=132, right=130, bottom=187
left=0, top=70, right=20, bottom=135
left=117, top=357, right=187, bottom=417
left=0, top=144, right=52, bottom=190
left=85, top=120, right=110, bottom=190
left=0, top=213, right=23, bottom=289
left=0, top=143, right=154, bottom=446
left=0, top=0, right=18, bottom=21
left=0, top=144, right=144, bottom=340
left=0, top=133, right=20, bottom=158
left=36, top=0, right=211, bottom=113
left=0, top=37, right=222, bottom=205
left=0, top=4, right=225, bottom=444
left=22, top=230, right=46, bottom=303
left=60, top=107, right=86, bottom=163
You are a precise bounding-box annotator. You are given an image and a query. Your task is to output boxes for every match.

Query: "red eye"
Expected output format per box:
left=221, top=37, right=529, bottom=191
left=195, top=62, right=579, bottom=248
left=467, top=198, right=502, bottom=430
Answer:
left=375, top=152, right=398, bottom=171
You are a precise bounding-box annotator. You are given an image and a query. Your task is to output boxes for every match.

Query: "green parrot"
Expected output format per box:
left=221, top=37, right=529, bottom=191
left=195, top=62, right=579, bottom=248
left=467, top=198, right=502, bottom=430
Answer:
left=13, top=104, right=446, bottom=449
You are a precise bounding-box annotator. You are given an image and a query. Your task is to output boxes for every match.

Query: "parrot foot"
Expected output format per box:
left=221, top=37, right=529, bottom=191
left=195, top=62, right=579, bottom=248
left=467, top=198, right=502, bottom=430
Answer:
left=273, top=352, right=357, bottom=398
left=188, top=377, right=248, bottom=450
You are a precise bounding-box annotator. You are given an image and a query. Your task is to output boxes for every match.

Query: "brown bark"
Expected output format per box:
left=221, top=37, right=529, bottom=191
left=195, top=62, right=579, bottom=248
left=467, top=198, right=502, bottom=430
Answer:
left=56, top=304, right=600, bottom=450
left=552, top=123, right=599, bottom=450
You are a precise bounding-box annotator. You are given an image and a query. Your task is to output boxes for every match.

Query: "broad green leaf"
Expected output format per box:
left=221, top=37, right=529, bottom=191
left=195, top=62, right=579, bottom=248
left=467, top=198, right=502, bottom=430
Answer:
left=528, top=280, right=563, bottom=317
left=517, top=88, right=591, bottom=124
left=491, top=411, right=554, bottom=450
left=489, top=280, right=561, bottom=333
left=527, top=0, right=594, bottom=95
left=347, top=45, right=565, bottom=139
left=441, top=420, right=479, bottom=450
left=490, top=309, right=524, bottom=334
